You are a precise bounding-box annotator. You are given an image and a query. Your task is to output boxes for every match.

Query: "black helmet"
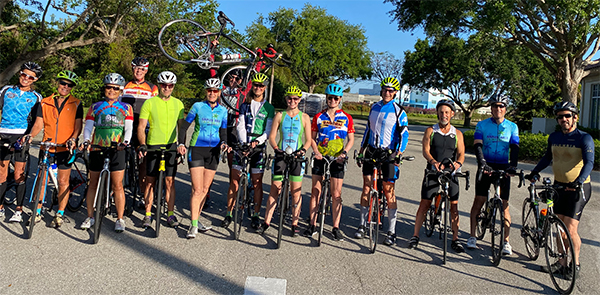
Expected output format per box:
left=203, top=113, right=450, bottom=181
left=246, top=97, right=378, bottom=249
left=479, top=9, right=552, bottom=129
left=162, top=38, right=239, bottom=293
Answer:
left=488, top=94, right=509, bottom=106
left=436, top=99, right=455, bottom=112
left=20, top=62, right=43, bottom=79
left=553, top=101, right=578, bottom=115
left=131, top=57, right=149, bottom=67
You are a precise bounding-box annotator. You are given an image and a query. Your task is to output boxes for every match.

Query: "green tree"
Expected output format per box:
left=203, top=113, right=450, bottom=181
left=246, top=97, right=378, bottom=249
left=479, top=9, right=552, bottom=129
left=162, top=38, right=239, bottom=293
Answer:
left=386, top=0, right=600, bottom=105
left=370, top=51, right=403, bottom=82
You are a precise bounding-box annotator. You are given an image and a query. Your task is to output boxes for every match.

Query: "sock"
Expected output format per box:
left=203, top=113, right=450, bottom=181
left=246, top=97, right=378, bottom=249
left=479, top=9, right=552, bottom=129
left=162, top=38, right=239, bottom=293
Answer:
left=16, top=182, right=26, bottom=207
left=146, top=212, right=151, bottom=217
left=253, top=212, right=259, bottom=217
left=57, top=210, right=64, bottom=216
left=360, top=206, right=368, bottom=227
left=168, top=211, right=174, bottom=217
left=388, top=208, right=397, bottom=235
left=192, top=219, right=198, bottom=227
left=36, top=208, right=41, bottom=215
left=226, top=211, right=232, bottom=217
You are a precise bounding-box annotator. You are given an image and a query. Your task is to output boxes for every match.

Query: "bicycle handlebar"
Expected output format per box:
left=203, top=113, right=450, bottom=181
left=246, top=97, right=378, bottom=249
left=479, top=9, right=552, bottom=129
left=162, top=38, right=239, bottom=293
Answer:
left=477, top=167, right=524, bottom=188
left=218, top=11, right=234, bottom=27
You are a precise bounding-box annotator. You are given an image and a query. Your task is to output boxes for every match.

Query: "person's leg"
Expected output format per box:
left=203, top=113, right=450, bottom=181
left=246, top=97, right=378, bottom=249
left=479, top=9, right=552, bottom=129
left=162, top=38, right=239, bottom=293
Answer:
left=56, top=168, right=71, bottom=212
left=199, top=168, right=217, bottom=215
left=330, top=177, right=344, bottom=229
left=85, top=171, right=100, bottom=218
left=110, top=170, right=126, bottom=219
left=263, top=180, right=282, bottom=227
left=290, top=181, right=302, bottom=227
left=144, top=176, right=156, bottom=215
left=309, top=175, right=323, bottom=227
left=502, top=199, right=511, bottom=242
left=413, top=199, right=432, bottom=238
left=13, top=160, right=27, bottom=212
left=469, top=195, right=486, bottom=237
left=226, top=170, right=241, bottom=213
left=450, top=200, right=460, bottom=240
left=251, top=172, right=264, bottom=214
left=560, top=215, right=581, bottom=265
left=189, top=166, right=205, bottom=222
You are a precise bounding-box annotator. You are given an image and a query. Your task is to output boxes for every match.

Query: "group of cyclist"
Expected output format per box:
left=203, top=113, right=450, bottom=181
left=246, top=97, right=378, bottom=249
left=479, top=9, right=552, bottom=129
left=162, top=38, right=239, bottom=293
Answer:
left=0, top=60, right=593, bottom=278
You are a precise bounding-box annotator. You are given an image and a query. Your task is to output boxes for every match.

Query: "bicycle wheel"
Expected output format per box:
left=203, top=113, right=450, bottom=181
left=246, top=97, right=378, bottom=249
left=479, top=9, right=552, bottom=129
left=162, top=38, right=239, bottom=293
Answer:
left=154, top=172, right=164, bottom=238
left=276, top=180, right=289, bottom=249
left=4, top=160, right=16, bottom=205
left=545, top=216, right=576, bottom=294
left=490, top=200, right=505, bottom=266
left=220, top=65, right=258, bottom=113
left=67, top=155, right=88, bottom=212
left=367, top=192, right=379, bottom=253
left=476, top=201, right=489, bottom=240
left=27, top=171, right=45, bottom=239
left=442, top=195, right=449, bottom=264
left=124, top=149, right=138, bottom=216
left=317, top=182, right=328, bottom=247
left=158, top=19, right=210, bottom=64
left=93, top=172, right=108, bottom=244
left=521, top=198, right=540, bottom=260
left=425, top=204, right=435, bottom=237
left=233, top=175, right=247, bottom=240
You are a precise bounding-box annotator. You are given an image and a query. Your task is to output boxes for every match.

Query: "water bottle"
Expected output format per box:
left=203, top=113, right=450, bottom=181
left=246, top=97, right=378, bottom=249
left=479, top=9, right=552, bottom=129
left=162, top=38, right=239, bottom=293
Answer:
left=49, top=163, right=59, bottom=188
left=539, top=209, right=547, bottom=228
left=222, top=53, right=241, bottom=61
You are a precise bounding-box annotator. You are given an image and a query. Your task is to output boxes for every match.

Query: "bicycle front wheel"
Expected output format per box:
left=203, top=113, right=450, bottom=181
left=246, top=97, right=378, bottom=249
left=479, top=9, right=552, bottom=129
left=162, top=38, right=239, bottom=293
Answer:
left=368, top=193, right=380, bottom=253
left=317, top=182, right=328, bottom=247
left=233, top=175, right=247, bottom=240
left=545, top=216, right=576, bottom=294
left=158, top=19, right=210, bottom=64
left=476, top=201, right=488, bottom=240
left=220, top=65, right=257, bottom=113
left=521, top=198, right=540, bottom=260
left=93, top=172, right=109, bottom=244
left=27, top=170, right=45, bottom=239
left=490, top=200, right=505, bottom=266
left=154, top=173, right=164, bottom=238
left=425, top=203, right=435, bottom=237
left=67, top=155, right=88, bottom=212
left=276, top=180, right=289, bottom=249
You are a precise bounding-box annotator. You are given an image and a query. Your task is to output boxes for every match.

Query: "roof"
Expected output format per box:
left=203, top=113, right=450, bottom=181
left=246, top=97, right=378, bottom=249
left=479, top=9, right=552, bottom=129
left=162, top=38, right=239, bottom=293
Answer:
left=584, top=59, right=600, bottom=70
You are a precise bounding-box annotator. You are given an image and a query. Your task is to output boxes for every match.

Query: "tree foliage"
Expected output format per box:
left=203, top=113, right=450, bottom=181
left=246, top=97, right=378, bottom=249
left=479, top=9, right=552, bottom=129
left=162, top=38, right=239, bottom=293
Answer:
left=370, top=51, right=402, bottom=82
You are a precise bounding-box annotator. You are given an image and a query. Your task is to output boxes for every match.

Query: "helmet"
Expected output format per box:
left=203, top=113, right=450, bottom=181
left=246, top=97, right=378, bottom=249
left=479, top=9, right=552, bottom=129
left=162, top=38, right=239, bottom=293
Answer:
left=325, top=84, right=343, bottom=97
left=204, top=78, right=221, bottom=89
left=20, top=62, right=43, bottom=79
left=157, top=71, right=177, bottom=84
left=131, top=57, right=149, bottom=68
left=381, top=77, right=400, bottom=91
left=103, top=73, right=126, bottom=87
left=285, top=86, right=303, bottom=98
left=56, top=70, right=79, bottom=85
left=436, top=99, right=455, bottom=112
left=251, top=73, right=268, bottom=84
left=488, top=94, right=509, bottom=106
left=553, top=101, right=578, bottom=115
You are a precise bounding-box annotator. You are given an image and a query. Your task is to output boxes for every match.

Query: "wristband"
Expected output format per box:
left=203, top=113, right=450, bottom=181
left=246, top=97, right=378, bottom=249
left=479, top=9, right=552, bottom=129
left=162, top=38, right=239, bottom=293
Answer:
left=456, top=161, right=463, bottom=167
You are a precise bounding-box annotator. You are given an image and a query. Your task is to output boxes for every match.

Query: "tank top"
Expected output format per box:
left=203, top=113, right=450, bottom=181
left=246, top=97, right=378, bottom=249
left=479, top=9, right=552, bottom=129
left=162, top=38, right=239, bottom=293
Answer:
left=428, top=123, right=457, bottom=168
left=278, top=111, right=304, bottom=151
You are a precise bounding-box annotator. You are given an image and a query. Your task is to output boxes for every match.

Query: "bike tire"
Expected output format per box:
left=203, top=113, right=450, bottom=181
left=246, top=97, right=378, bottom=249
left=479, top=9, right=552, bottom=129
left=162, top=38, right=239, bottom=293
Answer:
left=521, top=198, right=540, bottom=260
left=545, top=216, right=576, bottom=294
left=67, top=155, right=88, bottom=212
left=425, top=204, right=435, bottom=237
left=27, top=170, right=45, bottom=239
left=124, top=149, right=139, bottom=216
left=368, top=193, right=379, bottom=254
left=442, top=195, right=449, bottom=265
left=317, top=182, right=328, bottom=247
left=93, top=172, right=108, bottom=244
left=158, top=19, right=210, bottom=64
left=154, top=172, right=164, bottom=238
left=220, top=65, right=258, bottom=114
left=476, top=201, right=488, bottom=240
left=277, top=180, right=289, bottom=249
left=233, top=175, right=247, bottom=240
left=491, top=199, right=505, bottom=266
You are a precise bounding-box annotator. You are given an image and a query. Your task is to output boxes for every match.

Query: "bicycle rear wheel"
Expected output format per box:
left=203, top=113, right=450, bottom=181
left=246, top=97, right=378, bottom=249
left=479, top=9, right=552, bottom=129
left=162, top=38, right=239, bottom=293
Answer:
left=158, top=19, right=210, bottom=64
left=425, top=204, right=435, bottom=237
left=276, top=180, right=289, bottom=249
left=476, top=201, right=488, bottom=240
left=154, top=172, right=164, bottom=238
left=220, top=65, right=258, bottom=114
left=124, top=149, right=138, bottom=216
left=367, top=193, right=379, bottom=253
left=490, top=200, right=505, bottom=266
left=93, top=172, right=108, bottom=244
left=67, top=155, right=88, bottom=212
left=545, top=216, right=576, bottom=294
left=27, top=171, right=45, bottom=239
left=317, top=182, right=328, bottom=247
left=521, top=198, right=540, bottom=260
left=233, top=175, right=247, bottom=240
left=442, top=195, right=449, bottom=264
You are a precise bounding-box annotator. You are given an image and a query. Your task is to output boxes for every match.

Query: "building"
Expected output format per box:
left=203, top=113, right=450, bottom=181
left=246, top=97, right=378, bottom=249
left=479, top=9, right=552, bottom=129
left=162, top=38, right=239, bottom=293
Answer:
left=579, top=60, right=600, bottom=129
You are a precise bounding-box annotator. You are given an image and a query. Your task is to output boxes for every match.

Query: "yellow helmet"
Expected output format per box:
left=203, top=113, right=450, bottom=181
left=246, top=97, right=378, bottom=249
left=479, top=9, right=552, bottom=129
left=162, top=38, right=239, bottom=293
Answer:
left=251, top=72, right=268, bottom=84
left=381, top=77, right=400, bottom=91
left=285, top=86, right=303, bottom=98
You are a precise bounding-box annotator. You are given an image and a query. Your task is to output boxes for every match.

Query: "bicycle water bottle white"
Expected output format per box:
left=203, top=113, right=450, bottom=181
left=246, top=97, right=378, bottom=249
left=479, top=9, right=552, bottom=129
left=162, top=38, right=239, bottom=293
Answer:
left=223, top=53, right=241, bottom=61
left=49, top=163, right=59, bottom=188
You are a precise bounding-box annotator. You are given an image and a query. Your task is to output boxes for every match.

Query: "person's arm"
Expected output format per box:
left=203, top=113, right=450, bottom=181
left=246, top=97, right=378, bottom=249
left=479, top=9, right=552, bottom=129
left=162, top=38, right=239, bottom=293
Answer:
left=422, top=127, right=436, bottom=167
left=509, top=124, right=520, bottom=168
left=29, top=107, right=44, bottom=138
left=269, top=112, right=282, bottom=151
left=178, top=119, right=191, bottom=146
left=310, top=114, right=321, bottom=157
left=360, top=110, right=372, bottom=153
left=236, top=111, right=247, bottom=144
left=72, top=103, right=84, bottom=139
left=455, top=129, right=466, bottom=170
left=473, top=123, right=485, bottom=166
left=137, top=118, right=148, bottom=145
left=255, top=118, right=272, bottom=145
left=397, top=109, right=409, bottom=155
left=343, top=113, right=356, bottom=155
left=301, top=113, right=312, bottom=152
left=576, top=133, right=595, bottom=184
left=532, top=135, right=553, bottom=174
left=83, top=106, right=95, bottom=143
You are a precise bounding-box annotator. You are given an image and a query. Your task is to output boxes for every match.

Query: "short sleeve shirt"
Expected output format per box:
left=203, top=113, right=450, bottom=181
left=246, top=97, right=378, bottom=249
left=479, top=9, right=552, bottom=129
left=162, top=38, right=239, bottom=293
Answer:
left=185, top=101, right=228, bottom=147
left=139, top=96, right=184, bottom=145
left=85, top=100, right=134, bottom=147
left=311, top=109, right=355, bottom=156
left=474, top=117, right=519, bottom=165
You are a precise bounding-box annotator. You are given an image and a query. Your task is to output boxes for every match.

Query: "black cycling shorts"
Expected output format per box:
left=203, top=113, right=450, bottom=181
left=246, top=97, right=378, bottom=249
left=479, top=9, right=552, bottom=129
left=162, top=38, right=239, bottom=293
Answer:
left=188, top=146, right=219, bottom=170
left=89, top=149, right=126, bottom=172
left=272, top=154, right=305, bottom=182
left=475, top=171, right=511, bottom=200
left=232, top=146, right=266, bottom=174
left=146, top=143, right=178, bottom=177
left=361, top=146, right=398, bottom=183
left=45, top=151, right=73, bottom=170
left=311, top=158, right=346, bottom=179
left=421, top=172, right=460, bottom=201
left=0, top=133, right=28, bottom=162
left=553, top=182, right=591, bottom=221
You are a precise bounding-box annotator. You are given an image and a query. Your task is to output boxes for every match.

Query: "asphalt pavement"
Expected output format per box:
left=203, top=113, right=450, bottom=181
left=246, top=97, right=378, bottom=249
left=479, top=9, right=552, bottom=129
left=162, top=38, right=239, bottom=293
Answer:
left=0, top=119, right=598, bottom=294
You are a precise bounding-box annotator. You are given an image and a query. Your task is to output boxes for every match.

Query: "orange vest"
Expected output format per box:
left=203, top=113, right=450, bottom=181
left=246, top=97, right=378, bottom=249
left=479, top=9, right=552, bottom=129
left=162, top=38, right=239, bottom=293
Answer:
left=40, top=94, right=82, bottom=152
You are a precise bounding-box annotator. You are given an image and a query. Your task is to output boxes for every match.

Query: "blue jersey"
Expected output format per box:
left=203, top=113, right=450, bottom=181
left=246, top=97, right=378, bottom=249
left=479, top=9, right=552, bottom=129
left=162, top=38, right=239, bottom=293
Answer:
left=474, top=117, right=519, bottom=165
left=361, top=100, right=408, bottom=152
left=0, top=85, right=42, bottom=134
left=185, top=101, right=227, bottom=147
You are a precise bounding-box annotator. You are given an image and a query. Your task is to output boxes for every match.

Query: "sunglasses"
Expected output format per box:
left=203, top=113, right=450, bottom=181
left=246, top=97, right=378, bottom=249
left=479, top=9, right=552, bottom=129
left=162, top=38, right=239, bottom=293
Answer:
left=59, top=80, right=75, bottom=88
left=252, top=83, right=266, bottom=88
left=206, top=89, right=220, bottom=93
left=491, top=104, right=506, bottom=109
left=133, top=66, right=148, bottom=71
left=20, top=71, right=37, bottom=81
left=382, top=88, right=396, bottom=93
left=287, top=96, right=301, bottom=101
left=160, top=83, right=174, bottom=89
left=556, top=113, right=573, bottom=120
left=327, top=96, right=340, bottom=101
left=104, top=85, right=121, bottom=91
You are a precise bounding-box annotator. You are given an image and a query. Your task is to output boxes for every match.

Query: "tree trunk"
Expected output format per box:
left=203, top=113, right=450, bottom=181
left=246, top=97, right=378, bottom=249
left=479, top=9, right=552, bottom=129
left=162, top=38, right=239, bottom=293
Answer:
left=463, top=110, right=473, bottom=128
left=559, top=66, right=585, bottom=105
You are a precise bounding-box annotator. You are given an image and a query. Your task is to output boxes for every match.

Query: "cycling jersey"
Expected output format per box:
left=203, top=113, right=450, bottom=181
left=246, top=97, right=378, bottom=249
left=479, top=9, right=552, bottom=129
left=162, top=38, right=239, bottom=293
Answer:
left=139, top=96, right=184, bottom=145
left=185, top=101, right=227, bottom=148
left=37, top=94, right=83, bottom=152
left=0, top=85, right=42, bottom=134
left=474, top=117, right=519, bottom=165
left=278, top=111, right=304, bottom=151
left=312, top=109, right=355, bottom=157
left=428, top=123, right=457, bottom=164
left=236, top=100, right=274, bottom=144
left=361, top=100, right=408, bottom=152
left=84, top=100, right=134, bottom=147
left=121, top=80, right=159, bottom=115
left=532, top=129, right=594, bottom=184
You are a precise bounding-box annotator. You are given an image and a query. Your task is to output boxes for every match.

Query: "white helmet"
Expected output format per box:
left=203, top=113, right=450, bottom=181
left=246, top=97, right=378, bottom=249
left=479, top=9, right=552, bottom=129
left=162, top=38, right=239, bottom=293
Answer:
left=204, top=78, right=221, bottom=89
left=157, top=71, right=177, bottom=84
left=103, top=73, right=126, bottom=87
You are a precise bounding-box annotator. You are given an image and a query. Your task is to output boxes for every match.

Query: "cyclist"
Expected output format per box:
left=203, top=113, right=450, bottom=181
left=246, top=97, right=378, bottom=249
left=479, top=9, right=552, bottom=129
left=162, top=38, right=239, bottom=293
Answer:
left=529, top=101, right=593, bottom=278
left=222, top=73, right=274, bottom=230
left=0, top=62, right=43, bottom=221
left=467, top=94, right=519, bottom=254
left=305, top=84, right=355, bottom=241
left=256, top=86, right=312, bottom=237
left=25, top=70, right=83, bottom=227
left=121, top=57, right=159, bottom=202
left=354, top=77, right=408, bottom=246
left=79, top=73, right=133, bottom=233
left=137, top=71, right=185, bottom=229
left=408, top=99, right=465, bottom=252
left=179, top=78, right=228, bottom=239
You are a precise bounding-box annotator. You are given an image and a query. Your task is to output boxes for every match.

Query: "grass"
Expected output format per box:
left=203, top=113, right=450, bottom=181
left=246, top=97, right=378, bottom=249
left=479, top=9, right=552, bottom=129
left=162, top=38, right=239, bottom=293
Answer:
left=342, top=109, right=475, bottom=128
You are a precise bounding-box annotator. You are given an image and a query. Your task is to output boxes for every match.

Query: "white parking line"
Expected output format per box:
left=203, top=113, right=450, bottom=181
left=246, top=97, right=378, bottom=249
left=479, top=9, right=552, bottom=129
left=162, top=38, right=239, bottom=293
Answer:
left=244, top=276, right=287, bottom=295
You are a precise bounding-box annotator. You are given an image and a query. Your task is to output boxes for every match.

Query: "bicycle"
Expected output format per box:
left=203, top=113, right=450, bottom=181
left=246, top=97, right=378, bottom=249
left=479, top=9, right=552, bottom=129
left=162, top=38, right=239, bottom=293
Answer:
left=423, top=158, right=470, bottom=264
left=354, top=148, right=414, bottom=253
left=1, top=141, right=31, bottom=207
left=123, top=145, right=140, bottom=216
left=44, top=149, right=88, bottom=213
left=475, top=168, right=524, bottom=266
left=310, top=154, right=348, bottom=246
left=521, top=175, right=577, bottom=294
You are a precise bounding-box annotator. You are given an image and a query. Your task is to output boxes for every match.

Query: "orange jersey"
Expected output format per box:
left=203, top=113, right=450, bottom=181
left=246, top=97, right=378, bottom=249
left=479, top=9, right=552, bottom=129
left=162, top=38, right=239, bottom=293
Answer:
left=38, top=94, right=83, bottom=152
left=121, top=80, right=159, bottom=114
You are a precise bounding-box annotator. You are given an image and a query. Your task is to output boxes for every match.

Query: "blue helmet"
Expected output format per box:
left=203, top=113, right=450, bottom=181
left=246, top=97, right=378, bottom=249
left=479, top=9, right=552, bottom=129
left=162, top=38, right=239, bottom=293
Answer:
left=325, top=84, right=343, bottom=97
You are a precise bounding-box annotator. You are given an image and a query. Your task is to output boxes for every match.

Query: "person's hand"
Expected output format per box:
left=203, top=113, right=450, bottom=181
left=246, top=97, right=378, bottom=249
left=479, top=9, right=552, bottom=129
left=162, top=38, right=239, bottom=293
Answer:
left=336, top=152, right=347, bottom=163
left=250, top=140, right=258, bottom=149
left=211, top=39, right=219, bottom=47
left=66, top=138, right=76, bottom=150
left=506, top=166, right=518, bottom=176
left=295, top=148, right=306, bottom=158
left=525, top=171, right=540, bottom=183
left=138, top=144, right=147, bottom=158
left=20, top=134, right=31, bottom=145
left=221, top=142, right=231, bottom=153
left=314, top=151, right=323, bottom=160
left=356, top=153, right=364, bottom=168
left=117, top=142, right=127, bottom=151
left=565, top=181, right=581, bottom=191
left=481, top=163, right=493, bottom=175
left=79, top=141, right=90, bottom=152
left=177, top=144, right=187, bottom=156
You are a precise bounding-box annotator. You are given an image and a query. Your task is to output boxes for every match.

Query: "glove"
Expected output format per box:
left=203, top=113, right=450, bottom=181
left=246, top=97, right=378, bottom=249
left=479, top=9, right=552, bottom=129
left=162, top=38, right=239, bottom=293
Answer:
left=506, top=167, right=517, bottom=175
left=356, top=153, right=364, bottom=168
left=138, top=144, right=147, bottom=154
left=481, top=163, right=493, bottom=174
left=566, top=181, right=581, bottom=189
left=525, top=171, right=540, bottom=182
